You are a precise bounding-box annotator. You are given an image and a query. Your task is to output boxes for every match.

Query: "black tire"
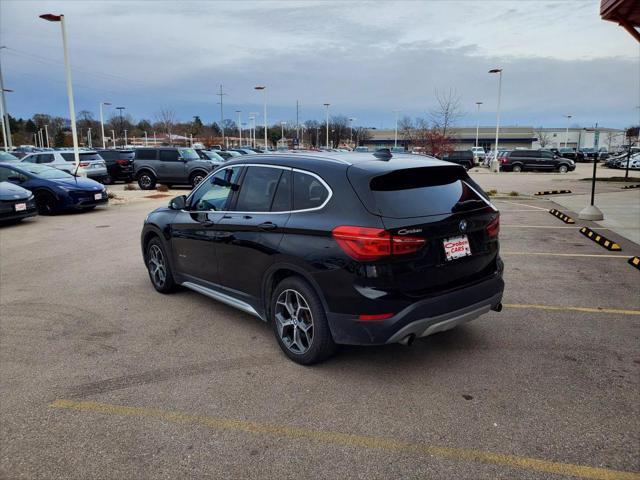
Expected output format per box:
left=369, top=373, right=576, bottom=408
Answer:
left=270, top=276, right=337, bottom=365
left=145, top=237, right=177, bottom=293
left=137, top=171, right=157, bottom=190
left=102, top=174, right=113, bottom=185
left=35, top=191, right=56, bottom=215
left=558, top=165, right=568, bottom=174
left=512, top=164, right=523, bottom=173
left=190, top=171, right=206, bottom=188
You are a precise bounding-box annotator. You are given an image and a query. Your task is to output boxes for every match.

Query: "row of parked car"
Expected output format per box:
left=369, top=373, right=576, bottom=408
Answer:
left=0, top=146, right=269, bottom=192
left=440, top=148, right=576, bottom=173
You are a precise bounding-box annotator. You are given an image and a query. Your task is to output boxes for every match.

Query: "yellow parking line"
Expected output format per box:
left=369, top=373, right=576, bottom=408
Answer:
left=504, top=303, right=640, bottom=316
left=501, top=252, right=627, bottom=258
left=50, top=399, right=640, bottom=480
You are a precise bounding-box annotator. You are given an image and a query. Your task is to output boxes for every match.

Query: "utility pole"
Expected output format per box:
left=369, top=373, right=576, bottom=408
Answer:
left=296, top=100, right=299, bottom=148
left=44, top=124, right=50, bottom=148
left=216, top=84, right=226, bottom=147
left=324, top=103, right=330, bottom=148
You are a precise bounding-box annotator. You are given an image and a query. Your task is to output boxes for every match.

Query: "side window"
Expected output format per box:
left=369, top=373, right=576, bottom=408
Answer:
left=135, top=149, right=157, bottom=160
left=542, top=151, right=554, bottom=159
left=38, top=154, right=54, bottom=164
left=0, top=167, right=13, bottom=181
left=189, top=167, right=241, bottom=211
left=293, top=171, right=329, bottom=211
left=271, top=169, right=292, bottom=212
left=23, top=155, right=37, bottom=163
left=234, top=166, right=283, bottom=212
left=159, top=150, right=180, bottom=162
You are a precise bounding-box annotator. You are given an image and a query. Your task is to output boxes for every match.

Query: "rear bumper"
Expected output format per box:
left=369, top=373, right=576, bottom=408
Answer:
left=326, top=272, right=504, bottom=345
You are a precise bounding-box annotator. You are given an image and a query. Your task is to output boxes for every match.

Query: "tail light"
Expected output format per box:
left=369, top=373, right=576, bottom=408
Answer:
left=116, top=159, right=129, bottom=166
left=486, top=216, right=500, bottom=238
left=332, top=226, right=426, bottom=261
left=358, top=313, right=394, bottom=321
left=79, top=161, right=90, bottom=167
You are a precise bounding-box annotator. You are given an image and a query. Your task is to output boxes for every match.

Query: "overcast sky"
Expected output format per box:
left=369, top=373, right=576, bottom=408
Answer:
left=1, top=0, right=638, bottom=129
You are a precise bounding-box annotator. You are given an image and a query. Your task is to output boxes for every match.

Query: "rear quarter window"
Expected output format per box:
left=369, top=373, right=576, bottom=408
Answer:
left=293, top=171, right=329, bottom=210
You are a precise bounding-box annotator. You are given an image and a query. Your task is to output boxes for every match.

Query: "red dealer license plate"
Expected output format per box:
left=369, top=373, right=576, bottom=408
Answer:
left=443, top=235, right=471, bottom=261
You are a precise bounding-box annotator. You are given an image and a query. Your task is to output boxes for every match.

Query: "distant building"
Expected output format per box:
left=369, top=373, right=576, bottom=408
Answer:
left=362, top=126, right=625, bottom=152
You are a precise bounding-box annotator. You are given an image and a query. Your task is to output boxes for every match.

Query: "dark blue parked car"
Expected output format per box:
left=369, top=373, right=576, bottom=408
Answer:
left=0, top=162, right=108, bottom=215
left=0, top=181, right=37, bottom=223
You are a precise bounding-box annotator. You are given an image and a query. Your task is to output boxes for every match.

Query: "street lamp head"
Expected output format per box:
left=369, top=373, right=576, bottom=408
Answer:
left=116, top=106, right=125, bottom=110
left=254, top=86, right=265, bottom=90
left=103, top=102, right=111, bottom=106
left=488, top=68, right=502, bottom=74
left=476, top=101, right=483, bottom=105
left=39, top=13, right=62, bottom=22
left=323, top=103, right=330, bottom=107
left=1, top=88, right=14, bottom=93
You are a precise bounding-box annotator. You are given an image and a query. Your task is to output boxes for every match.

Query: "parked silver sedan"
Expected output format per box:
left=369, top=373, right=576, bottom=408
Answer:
left=20, top=150, right=108, bottom=182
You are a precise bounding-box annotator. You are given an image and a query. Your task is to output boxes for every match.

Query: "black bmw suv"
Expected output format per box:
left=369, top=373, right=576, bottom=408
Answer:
left=141, top=152, right=504, bottom=364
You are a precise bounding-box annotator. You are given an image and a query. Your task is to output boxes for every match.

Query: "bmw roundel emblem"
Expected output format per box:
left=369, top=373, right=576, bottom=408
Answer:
left=459, top=219, right=468, bottom=232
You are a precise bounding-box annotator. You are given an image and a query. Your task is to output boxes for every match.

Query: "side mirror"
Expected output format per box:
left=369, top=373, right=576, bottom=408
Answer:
left=169, top=195, right=187, bottom=210
left=8, top=175, right=23, bottom=183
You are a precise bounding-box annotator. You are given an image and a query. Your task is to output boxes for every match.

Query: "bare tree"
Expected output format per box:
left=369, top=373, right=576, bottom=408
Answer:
left=429, top=88, right=463, bottom=137
left=535, top=127, right=552, bottom=148
left=155, top=108, right=177, bottom=144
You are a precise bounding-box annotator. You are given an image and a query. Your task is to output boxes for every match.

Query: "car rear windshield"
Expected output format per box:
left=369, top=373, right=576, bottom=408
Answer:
left=18, top=164, right=73, bottom=179
left=366, top=166, right=488, bottom=218
left=61, top=153, right=102, bottom=162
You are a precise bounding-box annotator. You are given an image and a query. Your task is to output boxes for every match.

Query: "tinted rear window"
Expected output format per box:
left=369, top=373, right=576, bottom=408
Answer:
left=367, top=167, right=487, bottom=218
left=61, top=152, right=102, bottom=162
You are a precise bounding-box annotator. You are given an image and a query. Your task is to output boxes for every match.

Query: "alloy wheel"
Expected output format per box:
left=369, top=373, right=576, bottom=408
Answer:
left=274, top=289, right=314, bottom=354
left=148, top=244, right=167, bottom=288
left=139, top=174, right=153, bottom=189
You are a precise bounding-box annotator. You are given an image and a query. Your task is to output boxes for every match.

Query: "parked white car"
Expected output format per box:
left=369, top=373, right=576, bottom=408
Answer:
left=471, top=146, right=486, bottom=162
left=20, top=150, right=108, bottom=181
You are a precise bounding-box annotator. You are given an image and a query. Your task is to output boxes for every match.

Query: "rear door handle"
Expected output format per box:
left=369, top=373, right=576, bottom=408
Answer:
left=258, top=222, right=277, bottom=231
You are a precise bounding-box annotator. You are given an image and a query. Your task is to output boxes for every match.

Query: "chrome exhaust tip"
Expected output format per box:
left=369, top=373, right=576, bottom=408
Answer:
left=398, top=334, right=415, bottom=346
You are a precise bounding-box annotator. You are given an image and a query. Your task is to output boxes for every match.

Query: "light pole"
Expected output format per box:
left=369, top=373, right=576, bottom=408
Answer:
left=564, top=114, right=572, bottom=148
left=124, top=129, right=128, bottom=146
left=144, top=130, right=148, bottom=146
left=393, top=110, right=400, bottom=149
left=236, top=110, right=242, bottom=146
left=40, top=13, right=80, bottom=172
left=153, top=131, right=156, bottom=146
left=0, top=88, right=13, bottom=151
left=116, top=106, right=125, bottom=147
left=111, top=130, right=115, bottom=148
left=99, top=101, right=111, bottom=148
left=255, top=86, right=267, bottom=149
left=248, top=114, right=256, bottom=148
left=280, top=121, right=287, bottom=146
left=44, top=124, right=50, bottom=148
left=349, top=117, right=355, bottom=147
left=217, top=84, right=226, bottom=147
left=0, top=47, right=13, bottom=150
left=489, top=68, right=503, bottom=173
left=324, top=103, right=330, bottom=148
left=475, top=101, right=483, bottom=150
left=87, top=127, right=92, bottom=148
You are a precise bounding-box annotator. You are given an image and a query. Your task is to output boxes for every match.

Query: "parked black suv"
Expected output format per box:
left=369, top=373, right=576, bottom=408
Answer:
left=96, top=149, right=135, bottom=184
left=500, top=149, right=575, bottom=173
left=140, top=152, right=504, bottom=364
left=441, top=150, right=475, bottom=170
left=133, top=147, right=216, bottom=189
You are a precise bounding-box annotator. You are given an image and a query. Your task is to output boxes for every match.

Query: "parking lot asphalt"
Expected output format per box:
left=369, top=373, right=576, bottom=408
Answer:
left=1, top=188, right=639, bottom=479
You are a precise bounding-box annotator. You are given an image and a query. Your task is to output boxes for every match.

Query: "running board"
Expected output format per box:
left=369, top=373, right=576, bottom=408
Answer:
left=181, top=281, right=262, bottom=319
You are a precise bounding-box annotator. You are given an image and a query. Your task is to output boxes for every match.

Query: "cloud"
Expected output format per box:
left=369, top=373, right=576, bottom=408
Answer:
left=1, top=0, right=637, bottom=128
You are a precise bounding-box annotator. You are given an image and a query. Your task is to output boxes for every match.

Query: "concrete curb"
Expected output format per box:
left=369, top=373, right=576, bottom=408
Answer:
left=579, top=227, right=621, bottom=251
